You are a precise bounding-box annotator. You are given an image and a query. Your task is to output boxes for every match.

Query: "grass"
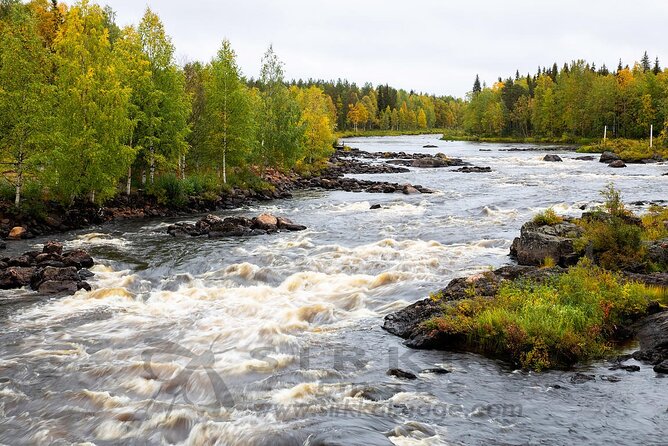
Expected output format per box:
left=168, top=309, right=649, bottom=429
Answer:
left=642, top=205, right=668, bottom=241
left=532, top=208, right=564, bottom=226
left=423, top=260, right=668, bottom=371
left=578, top=138, right=668, bottom=161
left=440, top=130, right=596, bottom=145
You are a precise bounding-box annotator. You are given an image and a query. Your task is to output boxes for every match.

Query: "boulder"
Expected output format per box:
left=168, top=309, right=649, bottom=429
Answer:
left=387, top=369, right=417, bottom=380
left=38, top=280, right=80, bottom=295
left=646, top=239, right=668, bottom=267
left=402, top=185, right=420, bottom=195
left=7, top=226, right=27, bottom=240
left=63, top=249, right=94, bottom=269
left=252, top=213, right=279, bottom=231
left=632, top=311, right=668, bottom=365
left=423, top=144, right=438, bottom=148
left=608, top=160, right=627, bottom=168
left=370, top=204, right=382, bottom=210
left=454, top=166, right=492, bottom=173
left=654, top=360, right=668, bottom=374
left=575, top=156, right=595, bottom=161
left=600, top=151, right=621, bottom=163
left=276, top=217, right=307, bottom=231
left=510, top=222, right=584, bottom=267
left=543, top=155, right=563, bottom=162
left=8, top=255, right=33, bottom=267
left=31, top=266, right=80, bottom=290
left=0, top=267, right=35, bottom=289
left=43, top=241, right=64, bottom=255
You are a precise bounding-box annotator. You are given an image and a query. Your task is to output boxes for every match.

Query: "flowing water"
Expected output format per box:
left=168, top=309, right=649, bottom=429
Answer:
left=1, top=135, right=667, bottom=445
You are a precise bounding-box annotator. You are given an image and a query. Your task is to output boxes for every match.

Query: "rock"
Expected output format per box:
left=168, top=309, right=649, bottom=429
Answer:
left=38, top=280, right=79, bottom=295
left=411, top=158, right=446, bottom=168
left=510, top=222, right=584, bottom=267
left=43, top=241, right=64, bottom=255
left=383, top=298, right=443, bottom=339
left=632, top=311, right=668, bottom=365
left=7, top=226, right=27, bottom=240
left=276, top=216, right=307, bottom=231
left=63, top=249, right=94, bottom=269
left=31, top=266, right=80, bottom=291
left=543, top=155, right=563, bottom=162
left=370, top=204, right=382, bottom=210
left=421, top=368, right=451, bottom=375
left=454, top=166, right=492, bottom=173
left=608, top=160, right=627, bottom=168
left=8, top=255, right=33, bottom=267
left=0, top=240, right=5, bottom=250
left=386, top=368, right=417, bottom=380
left=600, top=375, right=622, bottom=382
left=654, top=360, right=668, bottom=374
left=608, top=364, right=640, bottom=372
left=570, top=373, right=596, bottom=384
left=402, top=185, right=420, bottom=195
left=252, top=213, right=279, bottom=231
left=0, top=267, right=35, bottom=289
left=646, top=239, right=668, bottom=267
left=600, top=151, right=620, bottom=163
left=208, top=222, right=252, bottom=238
left=423, top=144, right=438, bottom=148
left=575, top=156, right=595, bottom=161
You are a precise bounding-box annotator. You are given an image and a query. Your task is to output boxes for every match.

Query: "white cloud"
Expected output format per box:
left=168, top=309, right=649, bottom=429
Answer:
left=104, top=0, right=668, bottom=97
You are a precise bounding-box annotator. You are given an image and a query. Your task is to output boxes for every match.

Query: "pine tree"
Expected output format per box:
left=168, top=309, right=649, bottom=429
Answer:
left=641, top=51, right=651, bottom=72
left=653, top=57, right=661, bottom=75
left=472, top=74, right=481, bottom=94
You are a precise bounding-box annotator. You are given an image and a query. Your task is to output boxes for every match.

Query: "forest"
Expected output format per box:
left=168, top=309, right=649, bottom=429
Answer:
left=1, top=0, right=666, bottom=210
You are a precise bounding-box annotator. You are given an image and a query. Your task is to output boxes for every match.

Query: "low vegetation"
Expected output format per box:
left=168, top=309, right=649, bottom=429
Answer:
left=578, top=138, right=668, bottom=161
left=532, top=208, right=563, bottom=226
left=425, top=260, right=667, bottom=371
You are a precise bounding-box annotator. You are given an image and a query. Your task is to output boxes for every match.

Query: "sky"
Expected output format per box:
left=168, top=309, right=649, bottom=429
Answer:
left=102, top=0, right=667, bottom=98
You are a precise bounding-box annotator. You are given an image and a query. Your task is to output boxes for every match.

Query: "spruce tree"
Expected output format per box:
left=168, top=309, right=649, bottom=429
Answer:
left=641, top=51, right=651, bottom=72
left=472, top=74, right=481, bottom=94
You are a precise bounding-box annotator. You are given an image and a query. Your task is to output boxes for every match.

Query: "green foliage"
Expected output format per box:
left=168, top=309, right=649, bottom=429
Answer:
left=642, top=205, right=668, bottom=240
left=425, top=260, right=667, bottom=371
left=579, top=138, right=668, bottom=161
left=532, top=208, right=564, bottom=226
left=146, top=173, right=186, bottom=207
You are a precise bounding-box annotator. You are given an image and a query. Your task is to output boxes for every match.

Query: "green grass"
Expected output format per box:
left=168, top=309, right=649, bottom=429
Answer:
left=532, top=208, right=564, bottom=226
left=578, top=138, right=668, bottom=161
left=424, top=260, right=667, bottom=371
left=440, top=131, right=595, bottom=145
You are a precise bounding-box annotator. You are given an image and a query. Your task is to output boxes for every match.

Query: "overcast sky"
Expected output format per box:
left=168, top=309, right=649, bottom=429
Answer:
left=103, top=0, right=667, bottom=97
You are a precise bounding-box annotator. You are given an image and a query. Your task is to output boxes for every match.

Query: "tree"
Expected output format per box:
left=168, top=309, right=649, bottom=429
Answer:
left=49, top=0, right=134, bottom=203
left=0, top=2, right=53, bottom=205
left=293, top=85, right=336, bottom=166
left=137, top=8, right=190, bottom=184
left=654, top=57, right=661, bottom=75
left=204, top=39, right=253, bottom=183
left=417, top=108, right=428, bottom=129
left=473, top=74, right=482, bottom=94
left=257, top=46, right=304, bottom=169
left=641, top=51, right=651, bottom=73
left=347, top=102, right=368, bottom=132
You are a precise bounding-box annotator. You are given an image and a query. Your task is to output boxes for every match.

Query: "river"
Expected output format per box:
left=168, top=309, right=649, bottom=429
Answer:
left=0, top=135, right=666, bottom=445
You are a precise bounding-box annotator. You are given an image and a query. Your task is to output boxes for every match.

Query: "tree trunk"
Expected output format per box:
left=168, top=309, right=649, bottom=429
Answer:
left=126, top=166, right=132, bottom=196
left=141, top=169, right=146, bottom=187
left=222, top=150, right=227, bottom=184
left=149, top=147, right=155, bottom=184
left=14, top=163, right=22, bottom=207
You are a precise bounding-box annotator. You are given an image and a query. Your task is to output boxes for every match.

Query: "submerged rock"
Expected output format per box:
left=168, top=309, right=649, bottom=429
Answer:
left=168, top=213, right=306, bottom=238
left=608, top=160, right=627, bottom=168
left=543, top=155, right=563, bottom=162
left=454, top=166, right=492, bottom=173
left=600, top=151, right=621, bottom=163
left=570, top=373, right=596, bottom=384
left=387, top=368, right=418, bottom=380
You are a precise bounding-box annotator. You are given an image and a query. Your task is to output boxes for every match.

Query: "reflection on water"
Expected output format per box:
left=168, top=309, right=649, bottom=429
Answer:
left=0, top=136, right=667, bottom=445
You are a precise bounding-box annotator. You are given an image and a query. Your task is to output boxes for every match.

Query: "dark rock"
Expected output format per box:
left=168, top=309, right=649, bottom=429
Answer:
left=423, top=144, right=438, bottom=148
left=0, top=240, right=5, bottom=250
left=31, top=266, right=80, bottom=291
left=383, top=298, right=442, bottom=339
left=570, top=373, right=596, bottom=384
left=370, top=204, right=382, bottom=210
left=38, top=280, right=79, bottom=295
left=387, top=368, right=418, bottom=380
left=510, top=222, right=584, bottom=267
left=78, top=269, right=94, bottom=280
left=646, top=239, right=668, bottom=267
left=600, top=151, right=620, bottom=163
left=0, top=267, right=36, bottom=289
left=43, top=241, right=64, bottom=255
left=63, top=249, right=94, bottom=269
left=608, top=160, right=627, bottom=168
left=8, top=255, right=33, bottom=267
left=575, top=156, right=595, bottom=161
left=632, top=311, right=668, bottom=365
left=654, top=360, right=668, bottom=374
left=543, top=155, right=563, bottom=162
left=600, top=375, right=622, bottom=382
left=421, top=368, right=451, bottom=375
left=276, top=216, right=307, bottom=231
left=35, top=253, right=63, bottom=264
left=454, top=166, right=492, bottom=173
left=402, top=185, right=420, bottom=195
left=608, top=364, right=640, bottom=372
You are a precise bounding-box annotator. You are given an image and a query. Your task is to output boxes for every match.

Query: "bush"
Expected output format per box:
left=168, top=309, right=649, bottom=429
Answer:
left=532, top=208, right=563, bottom=226
left=182, top=174, right=221, bottom=197
left=424, top=260, right=667, bottom=371
left=642, top=205, right=668, bottom=241
left=147, top=174, right=187, bottom=207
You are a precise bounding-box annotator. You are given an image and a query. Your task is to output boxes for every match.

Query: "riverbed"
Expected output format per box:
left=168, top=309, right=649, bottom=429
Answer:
left=1, top=135, right=666, bottom=445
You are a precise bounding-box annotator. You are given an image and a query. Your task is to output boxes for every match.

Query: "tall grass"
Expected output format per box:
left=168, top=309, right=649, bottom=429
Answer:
left=424, top=260, right=667, bottom=371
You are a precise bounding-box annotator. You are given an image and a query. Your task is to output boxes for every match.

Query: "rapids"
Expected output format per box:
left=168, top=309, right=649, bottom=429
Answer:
left=0, top=135, right=666, bottom=445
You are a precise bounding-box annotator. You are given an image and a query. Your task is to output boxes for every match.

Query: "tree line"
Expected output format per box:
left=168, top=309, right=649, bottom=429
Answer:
left=0, top=0, right=339, bottom=207
left=465, top=54, right=668, bottom=140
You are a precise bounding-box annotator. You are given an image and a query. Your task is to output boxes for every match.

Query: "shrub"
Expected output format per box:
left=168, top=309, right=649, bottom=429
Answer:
left=147, top=174, right=187, bottom=207
left=424, top=260, right=667, bottom=371
left=532, top=208, right=563, bottom=226
left=642, top=205, right=668, bottom=241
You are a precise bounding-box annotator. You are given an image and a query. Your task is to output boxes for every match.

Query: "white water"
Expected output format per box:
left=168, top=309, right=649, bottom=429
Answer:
left=0, top=135, right=667, bottom=445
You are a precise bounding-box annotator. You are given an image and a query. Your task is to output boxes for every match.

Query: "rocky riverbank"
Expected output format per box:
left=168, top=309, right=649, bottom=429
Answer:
left=167, top=213, right=307, bottom=238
